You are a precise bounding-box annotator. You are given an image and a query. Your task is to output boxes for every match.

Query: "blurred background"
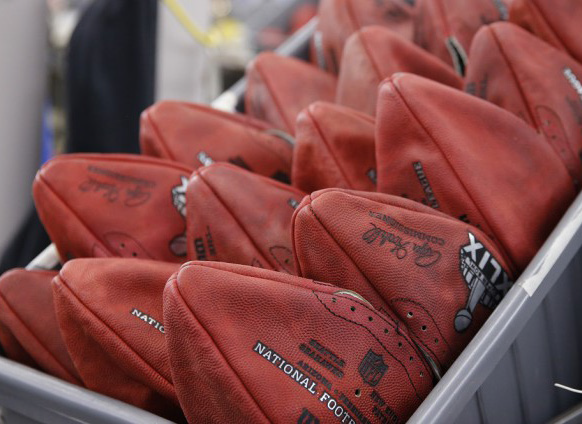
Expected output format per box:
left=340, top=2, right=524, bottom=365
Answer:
left=0, top=0, right=317, bottom=272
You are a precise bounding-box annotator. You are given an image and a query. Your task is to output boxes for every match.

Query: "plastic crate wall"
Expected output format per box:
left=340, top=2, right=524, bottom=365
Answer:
left=455, top=251, right=582, bottom=424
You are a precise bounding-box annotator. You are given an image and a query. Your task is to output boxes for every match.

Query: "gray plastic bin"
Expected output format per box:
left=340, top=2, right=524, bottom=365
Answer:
left=409, top=190, right=582, bottom=424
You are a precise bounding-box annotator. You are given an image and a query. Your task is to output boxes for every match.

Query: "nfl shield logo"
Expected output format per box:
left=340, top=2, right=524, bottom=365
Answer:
left=358, top=349, right=388, bottom=386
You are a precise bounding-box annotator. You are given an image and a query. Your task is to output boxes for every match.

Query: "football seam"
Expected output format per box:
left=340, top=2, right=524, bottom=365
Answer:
left=529, top=0, right=568, bottom=53
left=307, top=200, right=445, bottom=367
left=35, top=174, right=114, bottom=258
left=486, top=26, right=541, bottom=131
left=358, top=31, right=385, bottom=85
left=142, top=109, right=177, bottom=161
left=55, top=275, right=175, bottom=397
left=389, top=80, right=517, bottom=271
left=390, top=297, right=451, bottom=359
left=195, top=171, right=279, bottom=271
left=0, top=292, right=80, bottom=383
left=51, top=154, right=194, bottom=174
left=248, top=59, right=295, bottom=132
left=171, top=279, right=272, bottom=422
left=313, top=291, right=428, bottom=400
left=305, top=107, right=355, bottom=188
left=304, top=199, right=403, bottom=323
left=180, top=262, right=340, bottom=298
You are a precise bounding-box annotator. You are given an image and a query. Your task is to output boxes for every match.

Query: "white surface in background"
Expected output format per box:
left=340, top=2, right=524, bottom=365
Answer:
left=0, top=0, right=47, bottom=254
left=156, top=0, right=219, bottom=103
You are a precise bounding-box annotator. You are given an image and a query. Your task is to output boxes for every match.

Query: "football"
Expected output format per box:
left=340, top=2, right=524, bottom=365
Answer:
left=292, top=188, right=515, bottom=370
left=314, top=0, right=416, bottom=73
left=293, top=102, right=377, bottom=193
left=465, top=22, right=582, bottom=186
left=337, top=26, right=462, bottom=116
left=510, top=0, right=582, bottom=65
left=0, top=269, right=80, bottom=384
left=245, top=52, right=337, bottom=134
left=375, top=73, right=575, bottom=271
left=33, top=154, right=194, bottom=263
left=52, top=258, right=183, bottom=420
left=413, top=0, right=511, bottom=75
left=164, top=261, right=434, bottom=423
left=140, top=101, right=293, bottom=183
left=186, top=163, right=305, bottom=274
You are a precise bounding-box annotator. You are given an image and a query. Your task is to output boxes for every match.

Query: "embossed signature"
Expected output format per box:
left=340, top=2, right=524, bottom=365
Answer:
left=362, top=223, right=442, bottom=267
left=412, top=242, right=441, bottom=267
left=363, top=223, right=409, bottom=259
left=125, top=185, right=151, bottom=207
left=78, top=178, right=151, bottom=207
left=79, top=178, right=119, bottom=202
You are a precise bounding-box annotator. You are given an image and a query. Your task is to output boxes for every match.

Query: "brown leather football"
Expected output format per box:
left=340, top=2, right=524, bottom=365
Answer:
left=33, top=154, right=193, bottom=263
left=0, top=269, right=81, bottom=385
left=337, top=26, right=462, bottom=116
left=292, top=189, right=515, bottom=371
left=140, top=101, right=293, bottom=183
left=313, top=0, right=416, bottom=74
left=375, top=73, right=575, bottom=272
left=52, top=258, right=183, bottom=421
left=510, top=0, right=582, bottom=65
left=413, top=0, right=511, bottom=75
left=186, top=163, right=305, bottom=274
left=465, top=22, right=582, bottom=187
left=293, top=102, right=377, bottom=193
left=245, top=52, right=337, bottom=134
left=164, top=261, right=434, bottom=423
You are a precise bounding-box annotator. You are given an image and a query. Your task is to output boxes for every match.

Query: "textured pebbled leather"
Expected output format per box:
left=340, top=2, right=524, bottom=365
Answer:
left=245, top=52, right=337, bottom=135
left=337, top=26, right=462, bottom=116
left=292, top=189, right=516, bottom=371
left=314, top=0, right=416, bottom=74
left=510, top=0, right=582, bottom=66
left=0, top=269, right=81, bottom=385
left=414, top=0, right=511, bottom=75
left=465, top=22, right=582, bottom=187
left=186, top=163, right=305, bottom=274
left=140, top=101, right=293, bottom=183
left=33, top=154, right=193, bottom=263
left=164, top=261, right=433, bottom=424
left=293, top=102, right=377, bottom=193
left=52, top=258, right=184, bottom=421
left=375, top=73, right=575, bottom=272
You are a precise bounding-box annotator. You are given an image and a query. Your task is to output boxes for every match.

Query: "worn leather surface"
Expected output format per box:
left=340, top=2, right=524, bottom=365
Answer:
left=33, top=154, right=193, bottom=263
left=314, top=0, right=416, bottom=74
left=140, top=101, right=293, bottom=183
left=292, top=189, right=515, bottom=370
left=0, top=269, right=81, bottom=384
left=375, top=73, right=575, bottom=272
left=245, top=52, right=337, bottom=134
left=186, top=163, right=304, bottom=274
left=293, top=102, right=377, bottom=193
left=465, top=22, right=582, bottom=187
left=52, top=258, right=184, bottom=421
left=164, top=261, right=433, bottom=423
left=414, top=0, right=511, bottom=75
left=337, top=26, right=462, bottom=116
left=510, top=0, right=582, bottom=65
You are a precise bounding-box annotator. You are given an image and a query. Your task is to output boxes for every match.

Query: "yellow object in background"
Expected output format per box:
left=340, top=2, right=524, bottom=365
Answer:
left=161, top=0, right=245, bottom=47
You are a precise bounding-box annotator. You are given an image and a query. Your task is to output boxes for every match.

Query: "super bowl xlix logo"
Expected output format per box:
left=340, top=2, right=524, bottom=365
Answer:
left=455, top=233, right=513, bottom=333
